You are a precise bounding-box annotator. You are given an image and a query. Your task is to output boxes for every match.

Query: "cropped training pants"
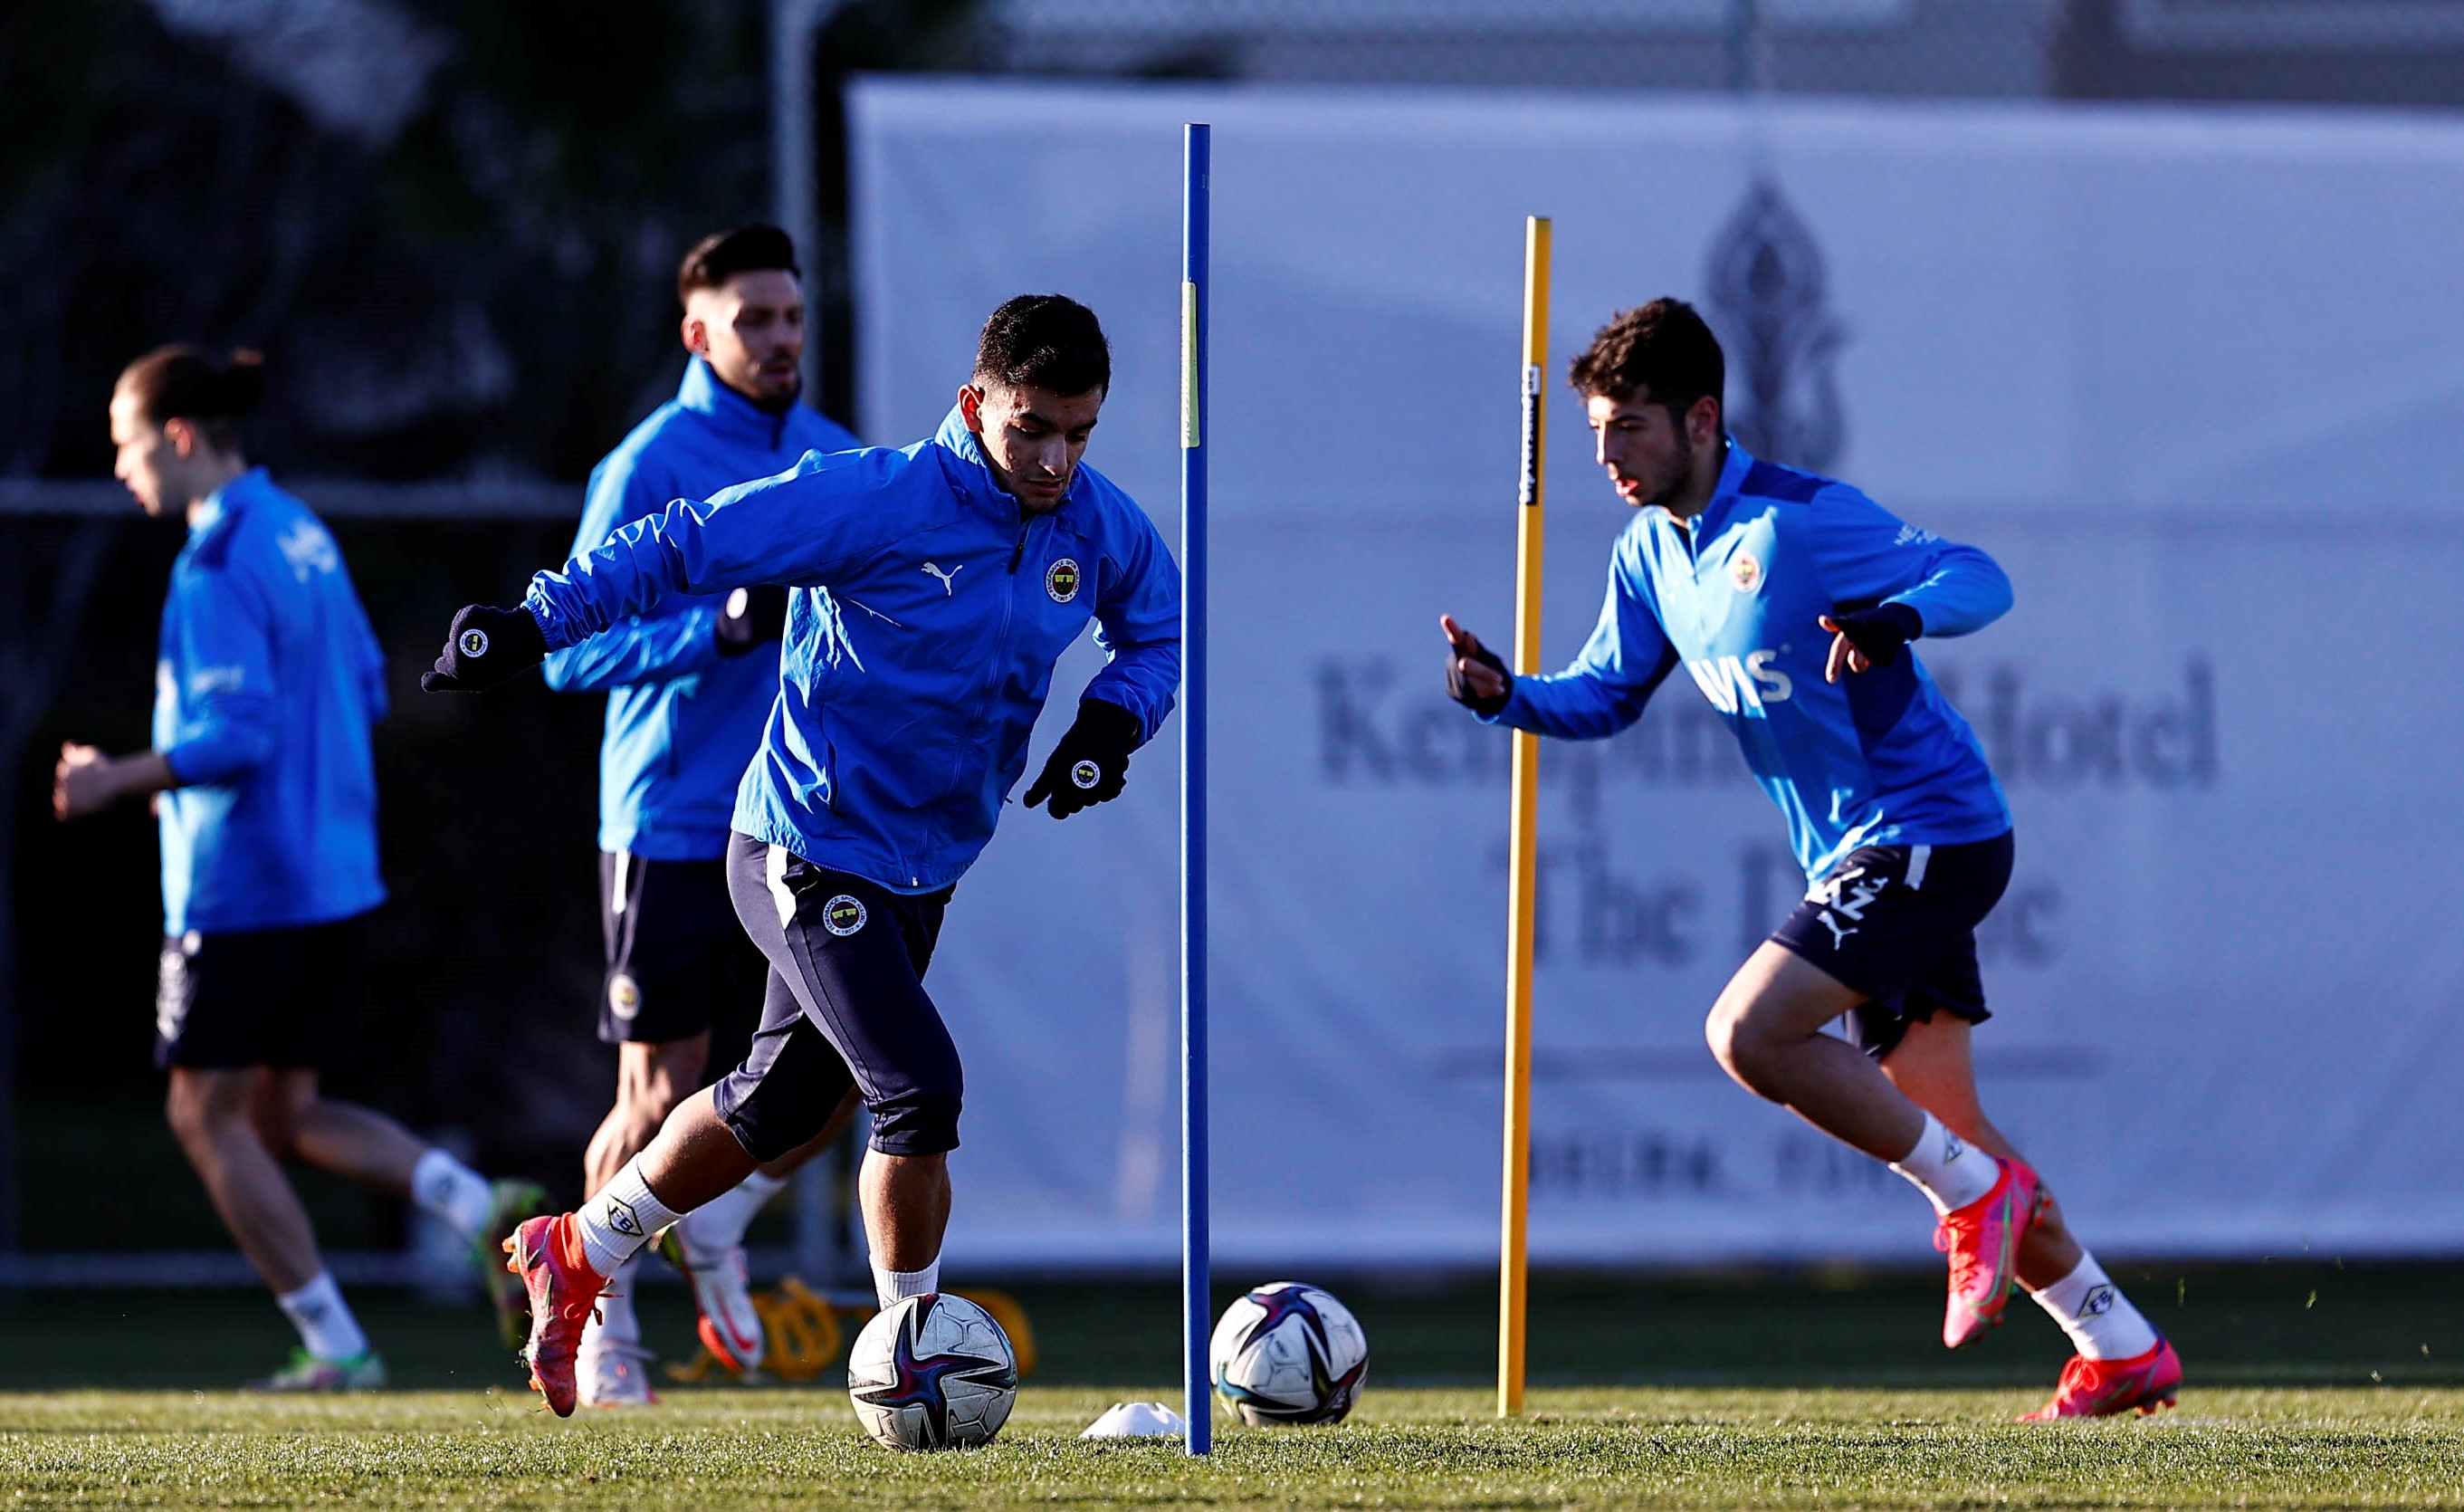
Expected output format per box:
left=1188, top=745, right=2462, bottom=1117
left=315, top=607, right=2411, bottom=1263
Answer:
left=712, top=831, right=960, bottom=1161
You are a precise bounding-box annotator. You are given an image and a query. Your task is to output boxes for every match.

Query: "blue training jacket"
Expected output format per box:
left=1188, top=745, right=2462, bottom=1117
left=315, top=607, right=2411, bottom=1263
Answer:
left=1496, top=440, right=2012, bottom=881
left=524, top=405, right=1182, bottom=894
left=542, top=359, right=859, bottom=861
left=153, top=469, right=387, bottom=934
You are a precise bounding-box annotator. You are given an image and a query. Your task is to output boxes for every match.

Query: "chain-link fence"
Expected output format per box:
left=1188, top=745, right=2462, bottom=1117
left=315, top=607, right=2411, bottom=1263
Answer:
left=976, top=0, right=2464, bottom=107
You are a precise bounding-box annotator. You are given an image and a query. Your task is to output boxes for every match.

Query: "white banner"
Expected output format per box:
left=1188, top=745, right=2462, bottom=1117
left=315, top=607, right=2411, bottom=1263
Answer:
left=850, top=79, right=2464, bottom=1269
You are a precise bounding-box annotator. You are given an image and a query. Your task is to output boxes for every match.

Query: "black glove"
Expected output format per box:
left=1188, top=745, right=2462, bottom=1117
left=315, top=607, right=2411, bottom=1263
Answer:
left=421, top=604, right=549, bottom=693
left=1022, top=699, right=1142, bottom=818
left=715, top=585, right=789, bottom=656
left=1444, top=632, right=1513, bottom=718
left=1822, top=602, right=1924, bottom=669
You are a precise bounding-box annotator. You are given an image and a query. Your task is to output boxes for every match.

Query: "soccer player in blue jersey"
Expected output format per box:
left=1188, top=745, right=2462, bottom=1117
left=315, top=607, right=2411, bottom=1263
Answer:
left=542, top=226, right=864, bottom=1405
left=1441, top=300, right=2180, bottom=1419
left=423, top=294, right=1180, bottom=1417
left=54, top=347, right=540, bottom=1391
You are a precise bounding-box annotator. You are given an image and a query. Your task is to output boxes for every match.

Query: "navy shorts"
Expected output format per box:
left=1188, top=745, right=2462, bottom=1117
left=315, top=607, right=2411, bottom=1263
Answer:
left=1770, top=831, right=2015, bottom=1061
left=597, top=851, right=767, bottom=1067
left=712, top=833, right=959, bottom=1162
left=155, top=914, right=369, bottom=1071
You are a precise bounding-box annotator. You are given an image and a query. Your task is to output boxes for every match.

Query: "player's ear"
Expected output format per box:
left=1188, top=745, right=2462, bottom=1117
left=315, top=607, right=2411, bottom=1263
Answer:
left=1689, top=394, right=1722, bottom=447
left=681, top=313, right=708, bottom=358
left=958, top=383, right=986, bottom=434
left=164, top=416, right=197, bottom=459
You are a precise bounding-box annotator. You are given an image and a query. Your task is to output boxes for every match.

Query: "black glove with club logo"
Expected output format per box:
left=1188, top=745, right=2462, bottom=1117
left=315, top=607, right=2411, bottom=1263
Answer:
left=421, top=604, right=549, bottom=693
left=1022, top=698, right=1142, bottom=819
left=715, top=584, right=790, bottom=656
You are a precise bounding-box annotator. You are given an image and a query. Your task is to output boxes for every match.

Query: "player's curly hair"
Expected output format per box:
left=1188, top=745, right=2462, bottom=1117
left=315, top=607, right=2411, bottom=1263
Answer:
left=1568, top=298, right=1724, bottom=423
left=678, top=225, right=799, bottom=305
left=116, top=345, right=265, bottom=450
left=975, top=294, right=1110, bottom=397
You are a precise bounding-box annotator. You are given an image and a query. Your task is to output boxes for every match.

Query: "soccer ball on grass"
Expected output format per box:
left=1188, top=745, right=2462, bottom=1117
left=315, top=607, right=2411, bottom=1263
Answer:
left=846, top=1294, right=1018, bottom=1450
left=1209, top=1280, right=1369, bottom=1425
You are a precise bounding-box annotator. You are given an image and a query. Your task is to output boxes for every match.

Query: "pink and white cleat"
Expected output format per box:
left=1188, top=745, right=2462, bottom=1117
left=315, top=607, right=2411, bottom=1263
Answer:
left=502, top=1213, right=609, bottom=1417
left=1934, top=1157, right=2041, bottom=1348
left=2020, top=1338, right=2183, bottom=1420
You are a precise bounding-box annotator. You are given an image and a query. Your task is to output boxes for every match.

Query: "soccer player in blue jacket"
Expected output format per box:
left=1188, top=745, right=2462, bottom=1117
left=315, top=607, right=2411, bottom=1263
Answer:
left=1441, top=301, right=2180, bottom=1419
left=540, top=226, right=864, bottom=1404
left=53, top=347, right=540, bottom=1391
left=424, top=295, right=1180, bottom=1418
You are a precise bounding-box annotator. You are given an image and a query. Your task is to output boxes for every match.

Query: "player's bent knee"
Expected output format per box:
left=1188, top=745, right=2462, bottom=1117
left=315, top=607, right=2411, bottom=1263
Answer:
left=1704, top=1006, right=1779, bottom=1095
left=865, top=1088, right=961, bottom=1158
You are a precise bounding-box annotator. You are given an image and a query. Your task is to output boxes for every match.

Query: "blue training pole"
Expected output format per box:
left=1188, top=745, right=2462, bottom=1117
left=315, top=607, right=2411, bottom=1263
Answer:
left=1179, top=120, right=1212, bottom=1459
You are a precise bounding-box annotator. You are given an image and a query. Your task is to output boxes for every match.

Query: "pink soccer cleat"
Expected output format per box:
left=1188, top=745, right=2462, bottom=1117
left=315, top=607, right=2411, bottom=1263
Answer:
left=2020, top=1338, right=2183, bottom=1420
left=502, top=1213, right=608, bottom=1417
left=1934, top=1157, right=2041, bottom=1348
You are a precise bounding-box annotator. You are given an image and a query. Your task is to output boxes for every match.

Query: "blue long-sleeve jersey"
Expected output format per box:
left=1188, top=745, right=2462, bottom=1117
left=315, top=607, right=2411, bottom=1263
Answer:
left=152, top=469, right=387, bottom=933
left=1497, top=441, right=2011, bottom=880
left=542, top=359, right=859, bottom=860
left=524, top=406, right=1182, bottom=894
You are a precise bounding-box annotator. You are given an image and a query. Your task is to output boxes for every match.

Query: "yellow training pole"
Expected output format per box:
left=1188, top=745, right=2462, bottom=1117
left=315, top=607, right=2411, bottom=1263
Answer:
left=1499, top=214, right=1549, bottom=1420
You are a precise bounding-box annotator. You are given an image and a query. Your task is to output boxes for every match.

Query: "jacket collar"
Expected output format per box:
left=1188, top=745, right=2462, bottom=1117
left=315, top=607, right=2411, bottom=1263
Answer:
left=932, top=402, right=1089, bottom=526
left=1643, top=436, right=1752, bottom=538
left=675, top=357, right=794, bottom=449
left=189, top=465, right=272, bottom=536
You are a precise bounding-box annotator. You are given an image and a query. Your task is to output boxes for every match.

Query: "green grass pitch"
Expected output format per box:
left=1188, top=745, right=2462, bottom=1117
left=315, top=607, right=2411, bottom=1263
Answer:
left=5, top=1265, right=2459, bottom=1508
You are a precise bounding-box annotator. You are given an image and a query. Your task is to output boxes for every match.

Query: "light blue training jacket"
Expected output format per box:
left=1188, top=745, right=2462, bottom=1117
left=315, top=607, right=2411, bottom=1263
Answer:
left=542, top=359, right=859, bottom=861
left=524, top=405, right=1182, bottom=894
left=1495, top=440, right=2013, bottom=880
left=153, top=469, right=387, bottom=934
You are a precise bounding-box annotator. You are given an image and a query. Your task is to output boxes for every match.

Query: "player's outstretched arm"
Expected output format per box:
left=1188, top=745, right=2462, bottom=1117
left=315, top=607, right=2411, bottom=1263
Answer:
left=432, top=451, right=902, bottom=696
left=1440, top=542, right=1677, bottom=740
left=540, top=459, right=740, bottom=694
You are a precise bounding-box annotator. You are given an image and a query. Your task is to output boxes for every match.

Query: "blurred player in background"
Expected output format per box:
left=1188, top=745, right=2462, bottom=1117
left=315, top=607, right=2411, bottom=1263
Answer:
left=55, top=347, right=540, bottom=1391
left=423, top=293, right=1180, bottom=1417
left=1441, top=299, right=2181, bottom=1421
left=541, top=225, right=865, bottom=1406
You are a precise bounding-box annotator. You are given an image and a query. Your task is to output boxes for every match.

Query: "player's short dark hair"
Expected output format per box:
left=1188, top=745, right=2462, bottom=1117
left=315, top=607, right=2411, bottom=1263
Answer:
left=116, top=345, right=265, bottom=449
left=677, top=225, right=800, bottom=304
left=974, top=294, right=1110, bottom=397
left=1568, top=298, right=1724, bottom=423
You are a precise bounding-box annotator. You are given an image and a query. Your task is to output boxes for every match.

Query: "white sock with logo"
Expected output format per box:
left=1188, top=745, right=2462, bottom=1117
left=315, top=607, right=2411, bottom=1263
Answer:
left=410, top=1149, right=495, bottom=1239
left=2029, top=1253, right=2159, bottom=1361
left=275, top=1271, right=370, bottom=1363
left=575, top=1157, right=684, bottom=1280
left=579, top=1255, right=643, bottom=1356
left=873, top=1258, right=941, bottom=1313
left=676, top=1170, right=788, bottom=1260
left=1888, top=1113, right=2000, bottom=1216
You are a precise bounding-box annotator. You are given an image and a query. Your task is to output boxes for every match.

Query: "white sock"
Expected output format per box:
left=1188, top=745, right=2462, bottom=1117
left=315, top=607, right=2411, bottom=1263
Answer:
left=1888, top=1113, right=2001, bottom=1216
left=873, top=1258, right=941, bottom=1312
left=676, top=1170, right=788, bottom=1259
left=275, top=1272, right=370, bottom=1363
left=579, top=1255, right=643, bottom=1355
left=2029, top=1253, right=2160, bottom=1361
left=410, top=1149, right=495, bottom=1239
left=575, top=1157, right=685, bottom=1279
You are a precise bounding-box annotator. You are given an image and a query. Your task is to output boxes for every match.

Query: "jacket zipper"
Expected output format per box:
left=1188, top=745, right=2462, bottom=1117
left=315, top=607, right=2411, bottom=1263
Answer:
left=1008, top=523, right=1028, bottom=573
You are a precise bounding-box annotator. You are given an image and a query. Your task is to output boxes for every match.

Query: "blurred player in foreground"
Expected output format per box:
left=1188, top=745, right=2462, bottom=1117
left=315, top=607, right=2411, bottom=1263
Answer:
left=1441, top=300, right=2180, bottom=1420
left=543, top=226, right=863, bottom=1405
left=423, top=294, right=1180, bottom=1416
left=56, top=347, right=540, bottom=1391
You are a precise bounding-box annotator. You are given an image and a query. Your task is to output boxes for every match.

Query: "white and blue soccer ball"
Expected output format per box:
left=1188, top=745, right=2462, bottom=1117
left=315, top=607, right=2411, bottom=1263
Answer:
left=1209, top=1280, right=1369, bottom=1426
left=847, top=1294, right=1018, bottom=1451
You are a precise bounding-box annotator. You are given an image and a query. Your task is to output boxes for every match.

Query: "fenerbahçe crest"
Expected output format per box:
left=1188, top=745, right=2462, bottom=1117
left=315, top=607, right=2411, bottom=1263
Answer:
left=1729, top=550, right=1762, bottom=594
left=1045, top=558, right=1082, bottom=604
left=823, top=895, right=867, bottom=937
